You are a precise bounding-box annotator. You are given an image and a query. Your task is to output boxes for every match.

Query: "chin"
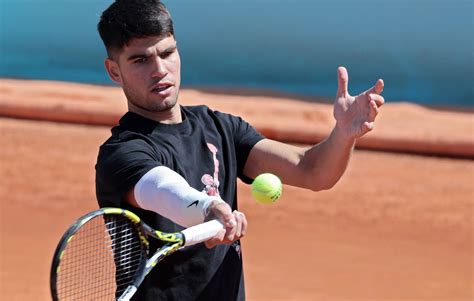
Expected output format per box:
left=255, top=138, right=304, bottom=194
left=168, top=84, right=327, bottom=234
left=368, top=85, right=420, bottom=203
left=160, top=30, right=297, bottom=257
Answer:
left=155, top=98, right=178, bottom=112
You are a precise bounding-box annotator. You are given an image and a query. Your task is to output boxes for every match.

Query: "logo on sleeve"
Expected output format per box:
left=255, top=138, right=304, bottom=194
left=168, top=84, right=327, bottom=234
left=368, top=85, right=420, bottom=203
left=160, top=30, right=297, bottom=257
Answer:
left=187, top=200, right=199, bottom=208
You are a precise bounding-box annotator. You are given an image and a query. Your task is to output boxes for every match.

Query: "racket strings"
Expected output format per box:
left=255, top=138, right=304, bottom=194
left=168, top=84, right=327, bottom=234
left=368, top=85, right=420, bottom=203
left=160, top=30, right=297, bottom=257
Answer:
left=56, top=215, right=146, bottom=300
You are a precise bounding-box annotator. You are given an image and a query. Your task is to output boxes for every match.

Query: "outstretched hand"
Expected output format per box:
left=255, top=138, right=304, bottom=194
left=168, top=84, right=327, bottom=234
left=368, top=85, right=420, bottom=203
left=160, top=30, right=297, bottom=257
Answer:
left=333, top=66, right=385, bottom=139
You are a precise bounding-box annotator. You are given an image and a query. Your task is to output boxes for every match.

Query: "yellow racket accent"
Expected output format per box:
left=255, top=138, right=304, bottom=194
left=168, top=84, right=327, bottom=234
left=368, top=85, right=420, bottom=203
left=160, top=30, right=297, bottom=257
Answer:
left=155, top=231, right=181, bottom=243
left=102, top=208, right=141, bottom=223
left=123, top=210, right=141, bottom=223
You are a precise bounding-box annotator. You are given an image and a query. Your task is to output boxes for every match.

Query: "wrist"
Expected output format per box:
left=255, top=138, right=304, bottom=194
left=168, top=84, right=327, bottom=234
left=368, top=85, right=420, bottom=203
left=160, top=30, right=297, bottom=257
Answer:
left=203, top=198, right=226, bottom=217
left=333, top=124, right=356, bottom=147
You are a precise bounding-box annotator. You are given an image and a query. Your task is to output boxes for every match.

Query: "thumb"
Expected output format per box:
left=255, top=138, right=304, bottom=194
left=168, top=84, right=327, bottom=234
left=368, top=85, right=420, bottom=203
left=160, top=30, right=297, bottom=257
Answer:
left=337, top=66, right=349, bottom=97
left=204, top=228, right=226, bottom=249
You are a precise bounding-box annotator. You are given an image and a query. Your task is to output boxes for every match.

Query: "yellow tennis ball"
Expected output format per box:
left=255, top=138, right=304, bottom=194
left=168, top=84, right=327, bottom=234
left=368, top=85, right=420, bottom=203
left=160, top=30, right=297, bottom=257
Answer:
left=251, top=173, right=282, bottom=204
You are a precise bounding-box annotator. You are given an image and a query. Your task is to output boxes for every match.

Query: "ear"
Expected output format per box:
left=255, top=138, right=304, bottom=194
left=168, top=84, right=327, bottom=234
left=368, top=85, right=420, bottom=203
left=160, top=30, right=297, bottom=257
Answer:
left=104, top=58, right=122, bottom=85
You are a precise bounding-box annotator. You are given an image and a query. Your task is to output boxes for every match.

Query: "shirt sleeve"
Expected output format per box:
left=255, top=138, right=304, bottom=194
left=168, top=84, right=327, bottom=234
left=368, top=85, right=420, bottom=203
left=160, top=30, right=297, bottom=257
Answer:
left=229, top=115, right=265, bottom=184
left=95, top=138, right=161, bottom=208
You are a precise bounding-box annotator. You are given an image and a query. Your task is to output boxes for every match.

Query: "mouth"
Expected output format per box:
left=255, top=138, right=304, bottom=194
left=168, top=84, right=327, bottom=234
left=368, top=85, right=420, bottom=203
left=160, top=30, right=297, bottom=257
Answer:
left=151, top=83, right=173, bottom=94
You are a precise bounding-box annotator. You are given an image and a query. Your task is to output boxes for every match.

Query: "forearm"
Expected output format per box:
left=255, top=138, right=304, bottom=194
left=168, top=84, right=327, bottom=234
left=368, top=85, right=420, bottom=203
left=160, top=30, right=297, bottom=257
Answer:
left=244, top=127, right=356, bottom=191
left=127, top=166, right=241, bottom=248
left=132, top=166, right=224, bottom=227
left=300, top=125, right=356, bottom=191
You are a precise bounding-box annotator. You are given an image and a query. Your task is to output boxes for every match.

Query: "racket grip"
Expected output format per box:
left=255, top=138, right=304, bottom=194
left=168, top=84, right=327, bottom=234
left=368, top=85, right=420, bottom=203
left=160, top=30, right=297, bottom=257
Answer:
left=182, top=220, right=224, bottom=246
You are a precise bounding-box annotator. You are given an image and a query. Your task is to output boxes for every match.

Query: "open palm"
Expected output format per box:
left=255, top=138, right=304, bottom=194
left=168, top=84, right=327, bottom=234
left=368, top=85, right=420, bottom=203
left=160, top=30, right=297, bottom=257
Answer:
left=333, top=67, right=385, bottom=139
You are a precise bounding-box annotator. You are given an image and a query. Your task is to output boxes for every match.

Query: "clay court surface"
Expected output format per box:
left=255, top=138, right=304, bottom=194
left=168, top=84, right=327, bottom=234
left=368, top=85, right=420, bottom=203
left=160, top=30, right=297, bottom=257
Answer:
left=0, top=80, right=473, bottom=300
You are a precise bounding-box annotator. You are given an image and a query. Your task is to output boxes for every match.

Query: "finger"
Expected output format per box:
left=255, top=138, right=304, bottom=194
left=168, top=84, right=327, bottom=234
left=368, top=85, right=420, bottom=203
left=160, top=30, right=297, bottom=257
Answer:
left=336, top=66, right=349, bottom=97
left=205, top=239, right=218, bottom=249
left=368, top=100, right=379, bottom=122
left=225, top=226, right=236, bottom=241
left=233, top=211, right=244, bottom=237
left=240, top=212, right=247, bottom=236
left=362, top=121, right=375, bottom=134
left=225, top=216, right=237, bottom=241
left=219, top=206, right=236, bottom=227
left=364, top=78, right=384, bottom=96
left=376, top=79, right=384, bottom=94
left=208, top=201, right=237, bottom=240
left=226, top=217, right=237, bottom=227
left=369, top=93, right=385, bottom=107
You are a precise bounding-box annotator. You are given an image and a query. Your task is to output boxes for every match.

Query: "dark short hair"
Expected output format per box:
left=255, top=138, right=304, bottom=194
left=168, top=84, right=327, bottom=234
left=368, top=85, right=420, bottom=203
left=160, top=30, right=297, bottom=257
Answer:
left=98, top=0, right=174, bottom=58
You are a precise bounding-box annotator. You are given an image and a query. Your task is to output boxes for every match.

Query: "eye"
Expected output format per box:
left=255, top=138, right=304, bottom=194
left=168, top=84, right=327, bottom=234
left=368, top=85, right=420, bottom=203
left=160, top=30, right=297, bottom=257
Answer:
left=160, top=51, right=172, bottom=59
left=134, top=57, right=148, bottom=64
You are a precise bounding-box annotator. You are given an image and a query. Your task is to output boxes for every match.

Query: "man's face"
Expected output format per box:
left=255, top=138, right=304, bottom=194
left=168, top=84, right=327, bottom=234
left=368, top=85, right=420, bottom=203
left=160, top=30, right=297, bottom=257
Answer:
left=105, top=34, right=181, bottom=117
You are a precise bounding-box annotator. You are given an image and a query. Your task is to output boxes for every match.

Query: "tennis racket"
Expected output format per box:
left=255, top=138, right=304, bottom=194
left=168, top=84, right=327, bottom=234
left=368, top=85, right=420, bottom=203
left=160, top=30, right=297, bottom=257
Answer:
left=50, top=207, right=224, bottom=300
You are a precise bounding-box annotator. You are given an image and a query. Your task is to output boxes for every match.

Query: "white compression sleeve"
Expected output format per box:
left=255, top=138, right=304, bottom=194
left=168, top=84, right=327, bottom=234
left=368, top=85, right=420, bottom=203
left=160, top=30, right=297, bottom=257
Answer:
left=134, top=166, right=223, bottom=228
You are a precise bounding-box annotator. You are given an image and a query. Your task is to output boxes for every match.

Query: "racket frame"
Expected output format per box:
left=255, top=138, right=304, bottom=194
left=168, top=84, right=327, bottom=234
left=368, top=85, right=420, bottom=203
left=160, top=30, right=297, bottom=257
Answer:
left=50, top=208, right=185, bottom=301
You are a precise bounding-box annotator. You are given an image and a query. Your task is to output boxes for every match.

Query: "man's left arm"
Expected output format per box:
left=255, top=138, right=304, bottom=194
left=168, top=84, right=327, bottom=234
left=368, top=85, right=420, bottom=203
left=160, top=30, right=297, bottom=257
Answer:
left=243, top=67, right=384, bottom=191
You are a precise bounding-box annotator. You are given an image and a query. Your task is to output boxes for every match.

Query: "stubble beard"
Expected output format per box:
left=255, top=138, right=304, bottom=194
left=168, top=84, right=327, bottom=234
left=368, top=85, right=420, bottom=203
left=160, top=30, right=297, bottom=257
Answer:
left=124, top=85, right=178, bottom=114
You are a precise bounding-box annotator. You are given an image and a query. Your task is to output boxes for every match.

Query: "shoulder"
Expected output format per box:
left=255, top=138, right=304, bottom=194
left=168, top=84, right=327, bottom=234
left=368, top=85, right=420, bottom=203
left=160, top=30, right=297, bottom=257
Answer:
left=98, top=135, right=154, bottom=158
left=97, top=126, right=159, bottom=171
left=99, top=112, right=159, bottom=155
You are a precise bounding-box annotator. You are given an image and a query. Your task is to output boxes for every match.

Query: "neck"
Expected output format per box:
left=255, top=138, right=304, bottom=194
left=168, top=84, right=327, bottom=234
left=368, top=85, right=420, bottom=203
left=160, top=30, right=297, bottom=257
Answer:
left=128, top=103, right=182, bottom=124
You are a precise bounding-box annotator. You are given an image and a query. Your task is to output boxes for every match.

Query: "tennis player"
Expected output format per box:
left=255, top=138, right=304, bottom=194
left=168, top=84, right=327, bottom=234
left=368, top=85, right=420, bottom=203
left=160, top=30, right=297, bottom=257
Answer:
left=95, top=1, right=385, bottom=299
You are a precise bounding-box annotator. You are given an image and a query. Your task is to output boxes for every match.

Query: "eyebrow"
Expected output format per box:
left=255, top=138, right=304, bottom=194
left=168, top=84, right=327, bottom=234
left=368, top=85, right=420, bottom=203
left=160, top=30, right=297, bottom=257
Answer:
left=126, top=44, right=177, bottom=62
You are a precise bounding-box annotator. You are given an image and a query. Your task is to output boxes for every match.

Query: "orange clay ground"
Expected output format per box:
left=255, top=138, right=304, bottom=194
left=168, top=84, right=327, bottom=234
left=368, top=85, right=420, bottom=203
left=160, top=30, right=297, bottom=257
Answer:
left=0, top=79, right=472, bottom=300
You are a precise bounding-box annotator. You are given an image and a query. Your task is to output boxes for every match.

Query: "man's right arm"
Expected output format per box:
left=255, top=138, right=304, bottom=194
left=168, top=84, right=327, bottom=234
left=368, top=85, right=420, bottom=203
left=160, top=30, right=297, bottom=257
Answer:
left=123, top=166, right=246, bottom=247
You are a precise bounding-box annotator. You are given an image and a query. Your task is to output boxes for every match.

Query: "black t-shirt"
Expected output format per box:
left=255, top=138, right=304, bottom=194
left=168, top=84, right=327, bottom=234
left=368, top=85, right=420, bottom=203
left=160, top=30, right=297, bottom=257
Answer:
left=95, top=105, right=264, bottom=300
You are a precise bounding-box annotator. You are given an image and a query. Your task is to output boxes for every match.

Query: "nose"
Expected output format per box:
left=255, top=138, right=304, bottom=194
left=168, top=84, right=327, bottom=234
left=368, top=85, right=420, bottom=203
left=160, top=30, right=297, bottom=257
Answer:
left=151, top=57, right=167, bottom=78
